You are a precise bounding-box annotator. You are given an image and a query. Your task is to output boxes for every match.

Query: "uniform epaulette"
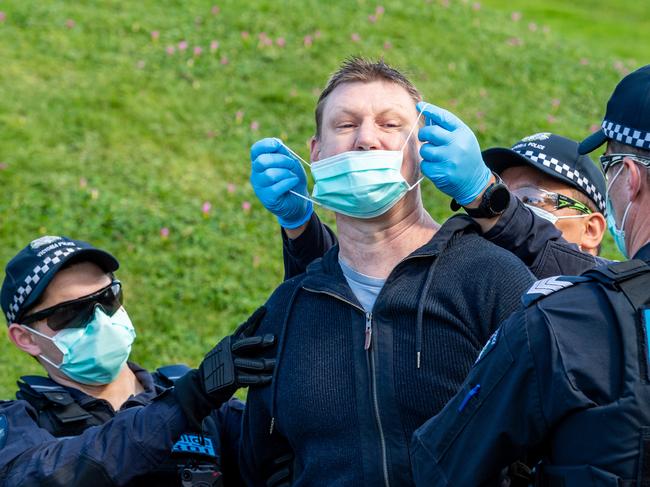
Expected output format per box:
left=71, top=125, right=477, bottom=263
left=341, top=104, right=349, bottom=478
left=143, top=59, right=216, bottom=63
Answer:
left=153, top=364, right=192, bottom=388
left=521, top=275, right=590, bottom=307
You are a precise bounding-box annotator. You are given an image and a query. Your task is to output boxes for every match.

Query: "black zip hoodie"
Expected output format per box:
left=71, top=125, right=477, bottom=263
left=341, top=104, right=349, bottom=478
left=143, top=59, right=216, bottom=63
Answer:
left=241, top=216, right=535, bottom=486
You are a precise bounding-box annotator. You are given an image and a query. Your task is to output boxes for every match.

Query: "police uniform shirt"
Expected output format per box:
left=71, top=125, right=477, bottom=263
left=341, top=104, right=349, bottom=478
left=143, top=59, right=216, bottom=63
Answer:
left=411, top=243, right=650, bottom=486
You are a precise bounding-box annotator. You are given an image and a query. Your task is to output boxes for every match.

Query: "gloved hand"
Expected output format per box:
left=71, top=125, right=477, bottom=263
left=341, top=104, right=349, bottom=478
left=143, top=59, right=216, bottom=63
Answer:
left=250, top=137, right=313, bottom=229
left=174, top=306, right=275, bottom=430
left=417, top=101, right=492, bottom=206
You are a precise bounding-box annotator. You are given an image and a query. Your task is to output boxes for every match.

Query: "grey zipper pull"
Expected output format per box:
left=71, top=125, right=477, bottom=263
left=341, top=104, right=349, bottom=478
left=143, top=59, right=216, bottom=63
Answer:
left=365, top=312, right=372, bottom=350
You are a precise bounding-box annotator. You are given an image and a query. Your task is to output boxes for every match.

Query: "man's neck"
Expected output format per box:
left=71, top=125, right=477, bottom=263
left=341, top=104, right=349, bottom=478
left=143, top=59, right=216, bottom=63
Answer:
left=337, top=197, right=439, bottom=279
left=48, top=364, right=144, bottom=411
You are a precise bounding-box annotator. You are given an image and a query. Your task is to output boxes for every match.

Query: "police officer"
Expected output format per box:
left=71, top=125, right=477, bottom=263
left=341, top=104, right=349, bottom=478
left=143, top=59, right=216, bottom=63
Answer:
left=410, top=64, right=650, bottom=486
left=0, top=236, right=275, bottom=487
left=481, top=132, right=607, bottom=252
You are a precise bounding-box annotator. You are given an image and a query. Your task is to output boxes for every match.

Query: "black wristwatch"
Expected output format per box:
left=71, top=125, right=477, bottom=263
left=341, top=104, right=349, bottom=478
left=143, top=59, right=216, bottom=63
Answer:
left=450, top=174, right=510, bottom=218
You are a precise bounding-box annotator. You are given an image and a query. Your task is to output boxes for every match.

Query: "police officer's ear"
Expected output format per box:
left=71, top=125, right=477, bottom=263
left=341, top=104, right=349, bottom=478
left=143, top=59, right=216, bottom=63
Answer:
left=7, top=323, right=44, bottom=357
left=580, top=212, right=607, bottom=256
left=622, top=157, right=643, bottom=202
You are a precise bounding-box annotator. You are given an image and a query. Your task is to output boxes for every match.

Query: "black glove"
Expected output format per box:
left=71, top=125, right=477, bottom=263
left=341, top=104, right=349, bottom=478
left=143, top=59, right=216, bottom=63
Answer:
left=174, top=306, right=275, bottom=430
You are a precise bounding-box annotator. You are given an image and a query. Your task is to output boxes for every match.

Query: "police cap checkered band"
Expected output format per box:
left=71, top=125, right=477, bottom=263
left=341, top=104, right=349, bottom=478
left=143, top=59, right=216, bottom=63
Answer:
left=1, top=236, right=119, bottom=324
left=579, top=65, right=650, bottom=154
left=483, top=133, right=607, bottom=214
left=512, top=147, right=605, bottom=213
left=602, top=120, right=650, bottom=150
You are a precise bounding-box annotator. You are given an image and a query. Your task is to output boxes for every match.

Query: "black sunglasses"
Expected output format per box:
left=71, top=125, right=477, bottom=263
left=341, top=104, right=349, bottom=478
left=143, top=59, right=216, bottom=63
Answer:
left=21, top=280, right=123, bottom=331
left=600, top=153, right=650, bottom=174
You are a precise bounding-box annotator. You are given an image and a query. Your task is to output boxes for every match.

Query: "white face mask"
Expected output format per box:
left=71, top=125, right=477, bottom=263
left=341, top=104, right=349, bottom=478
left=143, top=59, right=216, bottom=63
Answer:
left=525, top=204, right=588, bottom=224
left=283, top=109, right=424, bottom=218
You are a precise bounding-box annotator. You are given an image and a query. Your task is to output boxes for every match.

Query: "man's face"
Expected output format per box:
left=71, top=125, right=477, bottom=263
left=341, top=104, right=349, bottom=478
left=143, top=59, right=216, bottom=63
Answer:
left=15, top=262, right=112, bottom=362
left=501, top=165, right=605, bottom=252
left=311, top=80, right=420, bottom=183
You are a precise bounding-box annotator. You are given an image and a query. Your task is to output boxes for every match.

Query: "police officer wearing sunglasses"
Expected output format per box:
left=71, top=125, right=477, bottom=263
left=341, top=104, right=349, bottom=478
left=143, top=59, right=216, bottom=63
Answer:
left=411, top=65, right=650, bottom=486
left=0, top=236, right=276, bottom=487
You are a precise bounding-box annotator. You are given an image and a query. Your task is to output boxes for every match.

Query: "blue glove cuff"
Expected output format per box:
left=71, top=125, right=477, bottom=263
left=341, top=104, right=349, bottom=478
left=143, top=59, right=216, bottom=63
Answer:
left=278, top=202, right=314, bottom=230
left=456, top=166, right=492, bottom=206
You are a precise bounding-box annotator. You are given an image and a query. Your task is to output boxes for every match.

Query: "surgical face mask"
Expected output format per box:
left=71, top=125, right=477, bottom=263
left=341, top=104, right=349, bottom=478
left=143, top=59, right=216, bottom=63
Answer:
left=284, top=110, right=424, bottom=219
left=24, top=306, right=136, bottom=385
left=605, top=165, right=632, bottom=258
left=525, top=204, right=588, bottom=225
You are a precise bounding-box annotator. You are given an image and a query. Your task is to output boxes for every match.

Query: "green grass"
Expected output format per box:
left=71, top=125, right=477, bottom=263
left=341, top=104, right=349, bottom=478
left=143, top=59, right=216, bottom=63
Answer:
left=0, top=0, right=642, bottom=397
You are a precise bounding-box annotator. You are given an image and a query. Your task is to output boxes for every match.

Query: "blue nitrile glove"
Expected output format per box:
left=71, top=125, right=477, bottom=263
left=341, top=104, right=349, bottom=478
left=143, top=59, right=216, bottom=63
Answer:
left=250, top=137, right=313, bottom=229
left=417, top=101, right=492, bottom=206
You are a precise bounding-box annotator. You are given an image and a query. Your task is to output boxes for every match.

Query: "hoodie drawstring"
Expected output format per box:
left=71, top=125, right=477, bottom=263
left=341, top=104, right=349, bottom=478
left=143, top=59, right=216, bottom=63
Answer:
left=415, top=241, right=451, bottom=369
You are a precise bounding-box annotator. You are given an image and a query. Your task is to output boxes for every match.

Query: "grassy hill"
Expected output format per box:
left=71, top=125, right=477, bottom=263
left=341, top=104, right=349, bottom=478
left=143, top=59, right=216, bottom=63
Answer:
left=0, top=0, right=646, bottom=396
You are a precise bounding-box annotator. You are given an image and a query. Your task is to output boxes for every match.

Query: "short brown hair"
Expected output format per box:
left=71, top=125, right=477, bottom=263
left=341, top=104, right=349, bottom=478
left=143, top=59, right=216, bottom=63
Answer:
left=314, top=57, right=422, bottom=138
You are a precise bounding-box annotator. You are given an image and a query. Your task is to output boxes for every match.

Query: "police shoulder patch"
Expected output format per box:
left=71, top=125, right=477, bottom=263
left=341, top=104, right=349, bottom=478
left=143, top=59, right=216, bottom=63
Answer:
left=521, top=275, right=589, bottom=307
left=172, top=433, right=217, bottom=459
left=0, top=414, right=7, bottom=449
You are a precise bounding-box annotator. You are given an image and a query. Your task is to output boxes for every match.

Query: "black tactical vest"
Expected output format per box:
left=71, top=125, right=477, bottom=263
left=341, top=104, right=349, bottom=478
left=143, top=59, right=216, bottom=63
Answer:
left=16, top=365, right=224, bottom=487
left=537, top=260, right=650, bottom=487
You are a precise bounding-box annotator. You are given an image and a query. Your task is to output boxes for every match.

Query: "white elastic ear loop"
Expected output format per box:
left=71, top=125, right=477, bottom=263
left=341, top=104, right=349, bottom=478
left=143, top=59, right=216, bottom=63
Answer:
left=275, top=139, right=318, bottom=204
left=402, top=107, right=426, bottom=189
left=20, top=325, right=62, bottom=369
left=288, top=189, right=319, bottom=206
left=400, top=106, right=426, bottom=152
left=38, top=353, right=63, bottom=370
left=555, top=214, right=589, bottom=221
left=605, top=164, right=629, bottom=233
left=21, top=324, right=55, bottom=342
left=618, top=201, right=632, bottom=235
left=605, top=164, right=626, bottom=204
left=407, top=177, right=424, bottom=191
left=279, top=139, right=310, bottom=167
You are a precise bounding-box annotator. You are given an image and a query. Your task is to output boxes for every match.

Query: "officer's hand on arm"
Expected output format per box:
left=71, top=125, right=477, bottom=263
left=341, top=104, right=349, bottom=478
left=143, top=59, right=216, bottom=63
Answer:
left=251, top=137, right=313, bottom=239
left=174, top=306, right=275, bottom=430
left=416, top=102, right=501, bottom=232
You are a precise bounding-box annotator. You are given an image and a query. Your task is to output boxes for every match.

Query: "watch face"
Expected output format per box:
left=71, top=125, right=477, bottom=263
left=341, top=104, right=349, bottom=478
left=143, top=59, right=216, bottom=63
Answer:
left=488, top=184, right=510, bottom=214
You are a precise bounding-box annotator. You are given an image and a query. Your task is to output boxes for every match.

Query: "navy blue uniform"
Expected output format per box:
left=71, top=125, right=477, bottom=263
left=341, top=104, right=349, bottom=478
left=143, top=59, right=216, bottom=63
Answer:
left=411, top=243, right=650, bottom=486
left=0, top=363, right=244, bottom=487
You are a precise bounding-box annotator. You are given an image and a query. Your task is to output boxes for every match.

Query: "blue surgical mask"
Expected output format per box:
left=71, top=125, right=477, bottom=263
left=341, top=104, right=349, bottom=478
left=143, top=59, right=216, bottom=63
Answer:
left=605, top=165, right=632, bottom=258
left=284, top=110, right=424, bottom=219
left=24, top=306, right=136, bottom=385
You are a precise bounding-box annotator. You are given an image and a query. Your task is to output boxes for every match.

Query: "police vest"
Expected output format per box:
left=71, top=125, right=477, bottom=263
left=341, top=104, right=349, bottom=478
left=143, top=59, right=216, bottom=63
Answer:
left=16, top=364, right=224, bottom=487
left=536, top=259, right=650, bottom=487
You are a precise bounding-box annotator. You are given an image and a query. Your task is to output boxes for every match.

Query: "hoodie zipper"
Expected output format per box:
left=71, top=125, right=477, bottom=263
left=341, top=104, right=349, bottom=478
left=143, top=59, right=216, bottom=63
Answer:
left=367, top=311, right=390, bottom=487
left=364, top=312, right=372, bottom=350
left=303, top=287, right=390, bottom=487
